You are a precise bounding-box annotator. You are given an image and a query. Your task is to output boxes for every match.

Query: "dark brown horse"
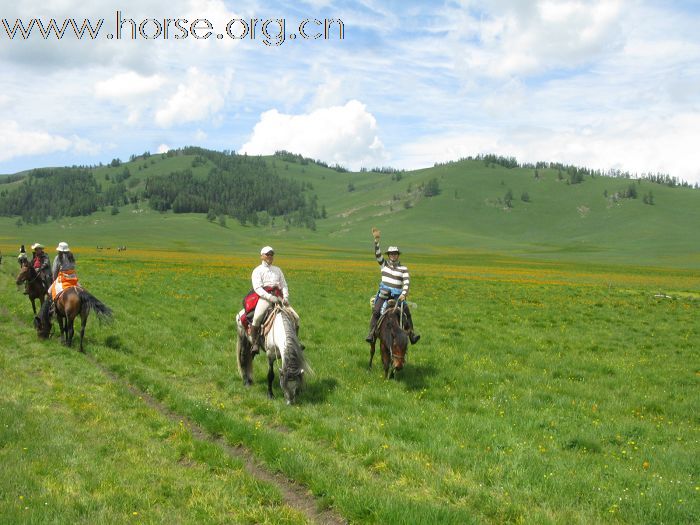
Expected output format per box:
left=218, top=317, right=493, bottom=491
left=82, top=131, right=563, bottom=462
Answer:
left=15, top=263, right=48, bottom=314
left=368, top=301, right=409, bottom=379
left=35, top=287, right=112, bottom=352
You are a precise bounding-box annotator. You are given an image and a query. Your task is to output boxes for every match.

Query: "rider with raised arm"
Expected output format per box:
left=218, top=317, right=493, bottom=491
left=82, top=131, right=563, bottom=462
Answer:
left=250, top=246, right=290, bottom=354
left=365, top=227, right=420, bottom=345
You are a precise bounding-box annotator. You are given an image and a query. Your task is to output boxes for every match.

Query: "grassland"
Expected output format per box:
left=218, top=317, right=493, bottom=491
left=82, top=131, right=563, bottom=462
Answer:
left=1, top=153, right=698, bottom=522
left=2, top=152, right=699, bottom=268
left=1, top=248, right=697, bottom=524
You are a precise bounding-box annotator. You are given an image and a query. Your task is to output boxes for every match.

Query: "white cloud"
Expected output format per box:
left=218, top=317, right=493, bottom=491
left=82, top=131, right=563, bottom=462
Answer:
left=155, top=67, right=232, bottom=127
left=448, top=0, right=624, bottom=78
left=95, top=71, right=165, bottom=100
left=0, top=120, right=96, bottom=162
left=398, top=110, right=700, bottom=185
left=240, top=100, right=386, bottom=169
left=157, top=143, right=170, bottom=153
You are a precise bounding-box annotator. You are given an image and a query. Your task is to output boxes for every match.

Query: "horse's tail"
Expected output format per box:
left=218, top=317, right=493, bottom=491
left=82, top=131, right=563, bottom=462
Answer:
left=35, top=296, right=52, bottom=338
left=78, top=289, right=113, bottom=321
left=235, top=312, right=254, bottom=385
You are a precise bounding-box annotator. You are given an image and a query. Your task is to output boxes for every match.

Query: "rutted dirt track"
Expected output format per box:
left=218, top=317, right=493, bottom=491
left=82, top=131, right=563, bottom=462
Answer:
left=88, top=356, right=347, bottom=525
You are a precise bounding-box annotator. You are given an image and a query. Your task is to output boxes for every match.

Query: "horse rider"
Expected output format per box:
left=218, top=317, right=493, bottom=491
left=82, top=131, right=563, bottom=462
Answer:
left=30, top=243, right=52, bottom=290
left=17, top=245, right=29, bottom=292
left=365, top=227, right=420, bottom=345
left=48, top=241, right=80, bottom=303
left=17, top=244, right=28, bottom=266
left=249, top=246, right=290, bottom=355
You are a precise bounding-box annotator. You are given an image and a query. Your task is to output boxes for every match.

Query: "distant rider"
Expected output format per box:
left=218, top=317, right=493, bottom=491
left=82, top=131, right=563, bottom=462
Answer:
left=30, top=243, right=52, bottom=290
left=249, top=246, right=290, bottom=354
left=365, top=227, right=420, bottom=345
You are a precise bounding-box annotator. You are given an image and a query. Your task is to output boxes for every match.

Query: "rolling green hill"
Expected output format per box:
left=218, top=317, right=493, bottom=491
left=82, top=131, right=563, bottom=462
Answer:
left=1, top=149, right=699, bottom=268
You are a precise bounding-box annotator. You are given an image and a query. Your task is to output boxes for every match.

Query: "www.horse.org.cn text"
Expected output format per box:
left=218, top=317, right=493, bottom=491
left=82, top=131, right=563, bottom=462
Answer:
left=1, top=11, right=345, bottom=47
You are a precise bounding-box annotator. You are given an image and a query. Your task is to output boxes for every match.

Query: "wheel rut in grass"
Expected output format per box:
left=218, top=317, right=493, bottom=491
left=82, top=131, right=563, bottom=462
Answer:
left=88, top=356, right=346, bottom=525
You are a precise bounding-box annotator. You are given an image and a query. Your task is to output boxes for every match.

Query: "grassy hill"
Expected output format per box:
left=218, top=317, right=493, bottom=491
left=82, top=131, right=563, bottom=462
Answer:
left=1, top=150, right=699, bottom=268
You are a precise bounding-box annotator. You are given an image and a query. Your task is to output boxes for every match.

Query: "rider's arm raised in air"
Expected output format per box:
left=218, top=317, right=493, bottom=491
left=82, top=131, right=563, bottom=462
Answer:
left=372, top=227, right=384, bottom=266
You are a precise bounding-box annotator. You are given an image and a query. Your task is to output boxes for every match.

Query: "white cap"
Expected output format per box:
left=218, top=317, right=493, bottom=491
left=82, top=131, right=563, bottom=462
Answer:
left=56, top=241, right=70, bottom=252
left=31, top=243, right=44, bottom=250
left=386, top=246, right=401, bottom=254
left=260, top=246, right=274, bottom=255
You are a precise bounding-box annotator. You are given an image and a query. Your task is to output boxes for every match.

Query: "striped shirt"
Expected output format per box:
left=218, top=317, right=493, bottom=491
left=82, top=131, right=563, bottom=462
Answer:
left=374, top=241, right=410, bottom=297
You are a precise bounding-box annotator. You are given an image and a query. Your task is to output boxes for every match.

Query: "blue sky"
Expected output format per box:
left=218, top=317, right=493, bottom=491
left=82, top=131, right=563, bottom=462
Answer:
left=1, top=0, right=700, bottom=184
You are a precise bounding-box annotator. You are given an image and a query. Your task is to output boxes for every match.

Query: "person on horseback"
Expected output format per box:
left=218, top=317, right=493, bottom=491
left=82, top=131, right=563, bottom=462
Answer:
left=365, top=227, right=420, bottom=345
left=17, top=245, right=29, bottom=293
left=49, top=242, right=80, bottom=304
left=30, top=243, right=52, bottom=290
left=18, top=244, right=28, bottom=266
left=249, top=246, right=290, bottom=355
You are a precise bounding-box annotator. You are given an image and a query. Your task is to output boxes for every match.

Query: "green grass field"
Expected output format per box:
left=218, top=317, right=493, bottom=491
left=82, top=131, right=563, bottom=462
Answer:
left=1, top=248, right=697, bottom=524
left=1, top=153, right=698, bottom=522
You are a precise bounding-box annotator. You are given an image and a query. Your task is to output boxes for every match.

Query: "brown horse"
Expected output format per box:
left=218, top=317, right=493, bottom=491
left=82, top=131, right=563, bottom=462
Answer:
left=15, top=263, right=48, bottom=314
left=35, top=287, right=112, bottom=352
left=368, top=300, right=409, bottom=379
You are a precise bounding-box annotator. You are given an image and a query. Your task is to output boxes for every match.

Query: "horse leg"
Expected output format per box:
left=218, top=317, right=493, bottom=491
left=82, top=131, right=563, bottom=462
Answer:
left=267, top=359, right=275, bottom=399
left=237, top=334, right=254, bottom=386
left=31, top=298, right=37, bottom=315
left=368, top=340, right=376, bottom=369
left=380, top=342, right=391, bottom=379
left=66, top=317, right=75, bottom=348
left=78, top=312, right=88, bottom=353
left=58, top=314, right=66, bottom=345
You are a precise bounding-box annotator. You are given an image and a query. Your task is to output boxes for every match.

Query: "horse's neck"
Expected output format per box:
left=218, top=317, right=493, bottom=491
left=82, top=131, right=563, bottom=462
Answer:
left=269, top=312, right=293, bottom=360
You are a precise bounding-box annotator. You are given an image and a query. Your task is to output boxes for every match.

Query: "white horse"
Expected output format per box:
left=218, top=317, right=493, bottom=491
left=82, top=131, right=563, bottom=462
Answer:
left=236, top=305, right=309, bottom=404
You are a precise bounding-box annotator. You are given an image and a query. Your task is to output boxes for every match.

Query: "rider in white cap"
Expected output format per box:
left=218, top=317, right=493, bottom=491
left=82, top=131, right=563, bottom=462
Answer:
left=249, top=246, right=290, bottom=354
left=49, top=241, right=79, bottom=301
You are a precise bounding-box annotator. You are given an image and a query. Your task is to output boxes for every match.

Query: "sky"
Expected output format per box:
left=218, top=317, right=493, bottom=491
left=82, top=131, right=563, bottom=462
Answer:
left=1, top=0, right=700, bottom=184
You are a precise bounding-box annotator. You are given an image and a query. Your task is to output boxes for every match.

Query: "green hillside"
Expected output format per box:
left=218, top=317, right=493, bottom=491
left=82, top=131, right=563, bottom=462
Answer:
left=1, top=150, right=699, bottom=268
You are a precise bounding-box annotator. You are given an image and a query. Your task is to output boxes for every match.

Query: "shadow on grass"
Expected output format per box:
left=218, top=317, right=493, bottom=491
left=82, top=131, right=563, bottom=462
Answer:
left=302, top=377, right=339, bottom=405
left=357, top=353, right=437, bottom=391
left=393, top=362, right=437, bottom=391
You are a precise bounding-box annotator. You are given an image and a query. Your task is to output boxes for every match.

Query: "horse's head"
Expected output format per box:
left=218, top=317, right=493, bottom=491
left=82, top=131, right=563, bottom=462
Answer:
left=15, top=263, right=33, bottom=285
left=279, top=366, right=305, bottom=405
left=385, top=308, right=409, bottom=372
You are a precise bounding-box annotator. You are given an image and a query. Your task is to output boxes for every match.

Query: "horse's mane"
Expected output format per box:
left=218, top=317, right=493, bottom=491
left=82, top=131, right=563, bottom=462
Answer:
left=279, top=309, right=310, bottom=378
left=382, top=307, right=408, bottom=347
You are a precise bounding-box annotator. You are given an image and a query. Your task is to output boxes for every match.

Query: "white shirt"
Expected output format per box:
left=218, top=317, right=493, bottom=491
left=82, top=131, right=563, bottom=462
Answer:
left=252, top=261, right=289, bottom=302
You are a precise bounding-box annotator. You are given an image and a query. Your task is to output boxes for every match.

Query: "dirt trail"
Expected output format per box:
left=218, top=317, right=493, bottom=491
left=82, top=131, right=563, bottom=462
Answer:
left=90, top=357, right=347, bottom=525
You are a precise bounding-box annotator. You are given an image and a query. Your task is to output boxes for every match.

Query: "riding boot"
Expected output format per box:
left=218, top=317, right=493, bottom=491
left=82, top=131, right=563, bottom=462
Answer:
left=408, top=330, right=421, bottom=345
left=365, top=315, right=378, bottom=343
left=250, top=325, right=261, bottom=355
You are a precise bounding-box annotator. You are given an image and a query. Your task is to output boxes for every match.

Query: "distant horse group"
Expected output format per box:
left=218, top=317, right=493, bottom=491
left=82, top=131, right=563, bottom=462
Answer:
left=35, top=287, right=112, bottom=353
left=15, top=261, right=112, bottom=353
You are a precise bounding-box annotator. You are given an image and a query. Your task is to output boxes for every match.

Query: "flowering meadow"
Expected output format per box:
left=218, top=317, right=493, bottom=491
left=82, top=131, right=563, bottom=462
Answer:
left=1, top=250, right=698, bottom=524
